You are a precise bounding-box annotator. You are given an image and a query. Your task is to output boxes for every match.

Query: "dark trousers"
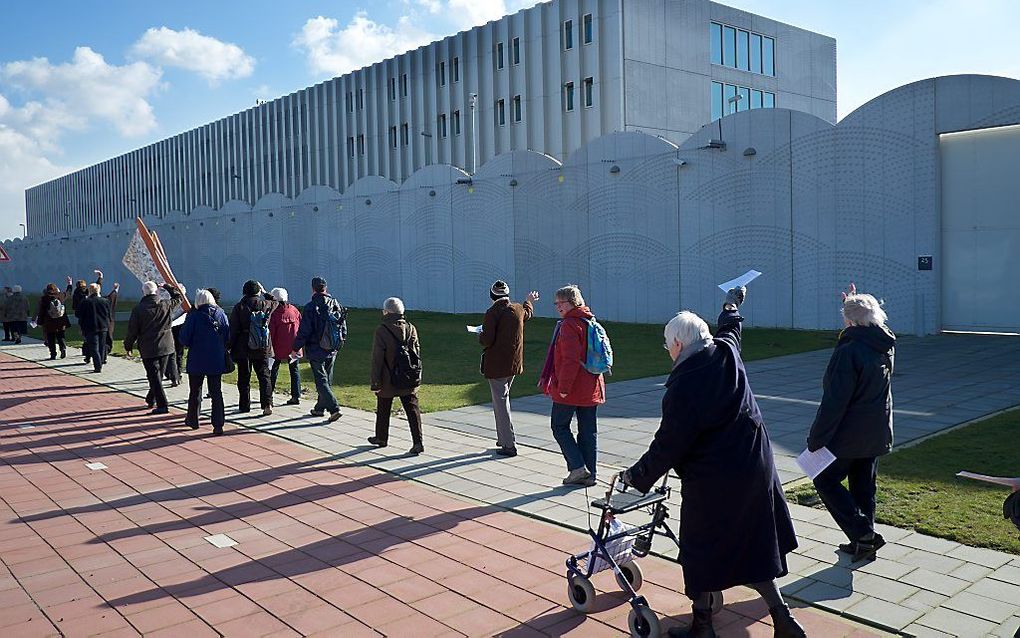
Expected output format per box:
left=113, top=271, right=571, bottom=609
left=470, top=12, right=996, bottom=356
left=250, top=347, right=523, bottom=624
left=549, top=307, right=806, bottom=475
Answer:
left=270, top=358, right=301, bottom=402
left=80, top=327, right=90, bottom=362
left=309, top=356, right=340, bottom=414
left=142, top=355, right=170, bottom=410
left=84, top=332, right=104, bottom=372
left=237, top=358, right=272, bottom=411
left=375, top=394, right=423, bottom=446
left=550, top=402, right=599, bottom=479
left=813, top=457, right=879, bottom=542
left=44, top=332, right=66, bottom=358
left=187, top=373, right=224, bottom=429
left=3, top=322, right=10, bottom=340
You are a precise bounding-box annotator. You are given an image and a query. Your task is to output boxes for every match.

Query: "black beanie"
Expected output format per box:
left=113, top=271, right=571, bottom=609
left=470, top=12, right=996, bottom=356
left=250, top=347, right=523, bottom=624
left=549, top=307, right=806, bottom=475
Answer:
left=490, top=280, right=510, bottom=300
left=243, top=280, right=262, bottom=297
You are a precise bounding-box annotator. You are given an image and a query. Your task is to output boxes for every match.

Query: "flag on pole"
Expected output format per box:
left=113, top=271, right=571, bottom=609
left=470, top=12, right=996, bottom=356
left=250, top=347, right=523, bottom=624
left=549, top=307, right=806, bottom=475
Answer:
left=122, top=218, right=191, bottom=313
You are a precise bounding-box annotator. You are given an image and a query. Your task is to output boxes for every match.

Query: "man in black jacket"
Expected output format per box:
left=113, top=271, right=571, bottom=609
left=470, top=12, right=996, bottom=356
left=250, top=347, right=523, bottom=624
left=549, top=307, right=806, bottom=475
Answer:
left=124, top=281, right=184, bottom=414
left=808, top=284, right=896, bottom=562
left=292, top=276, right=344, bottom=422
left=66, top=270, right=103, bottom=364
left=228, top=280, right=279, bottom=416
left=75, top=283, right=112, bottom=373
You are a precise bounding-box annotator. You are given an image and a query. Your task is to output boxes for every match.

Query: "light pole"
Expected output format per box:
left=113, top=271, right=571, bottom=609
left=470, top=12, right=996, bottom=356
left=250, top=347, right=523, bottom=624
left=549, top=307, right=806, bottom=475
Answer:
left=420, top=130, right=433, bottom=166
left=468, top=92, right=478, bottom=174
left=18, top=223, right=26, bottom=239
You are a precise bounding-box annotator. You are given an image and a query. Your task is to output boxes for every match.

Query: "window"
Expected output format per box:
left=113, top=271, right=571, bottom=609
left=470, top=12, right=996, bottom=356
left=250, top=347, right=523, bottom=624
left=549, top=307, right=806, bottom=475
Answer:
left=711, top=82, right=777, bottom=120
left=711, top=81, right=724, bottom=121
left=563, top=19, right=573, bottom=50
left=512, top=95, right=522, bottom=122
left=763, top=37, right=775, bottom=76
left=357, top=88, right=364, bottom=110
left=583, top=13, right=593, bottom=44
left=495, top=99, right=505, bottom=126
left=751, top=89, right=763, bottom=110
left=401, top=123, right=409, bottom=145
left=389, top=126, right=397, bottom=149
left=346, top=92, right=353, bottom=113
left=512, top=37, right=520, bottom=65
left=583, top=76, right=594, bottom=107
left=347, top=136, right=354, bottom=157
left=710, top=22, right=722, bottom=65
left=497, top=42, right=505, bottom=69
left=453, top=56, right=460, bottom=82
left=724, top=83, right=737, bottom=114
left=564, top=81, right=575, bottom=111
left=453, top=110, right=461, bottom=135
left=401, top=74, right=408, bottom=97
left=389, top=77, right=396, bottom=100
left=722, top=25, right=735, bottom=66
left=357, top=134, right=365, bottom=155
left=763, top=91, right=775, bottom=108
left=439, top=61, right=446, bottom=86
left=439, top=114, right=448, bottom=138
left=737, top=29, right=749, bottom=71
left=738, top=86, right=750, bottom=111
left=750, top=34, right=762, bottom=74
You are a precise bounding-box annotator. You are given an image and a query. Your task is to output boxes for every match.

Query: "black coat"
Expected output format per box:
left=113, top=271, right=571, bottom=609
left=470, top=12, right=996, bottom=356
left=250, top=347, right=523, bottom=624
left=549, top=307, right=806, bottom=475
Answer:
left=124, top=288, right=183, bottom=359
left=75, top=295, right=112, bottom=336
left=228, top=294, right=279, bottom=360
left=627, top=310, right=797, bottom=595
left=808, top=324, right=896, bottom=459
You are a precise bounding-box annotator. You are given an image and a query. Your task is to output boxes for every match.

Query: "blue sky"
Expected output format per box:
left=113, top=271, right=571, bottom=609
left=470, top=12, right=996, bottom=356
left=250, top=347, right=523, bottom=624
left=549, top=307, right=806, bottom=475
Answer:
left=0, top=0, right=1017, bottom=240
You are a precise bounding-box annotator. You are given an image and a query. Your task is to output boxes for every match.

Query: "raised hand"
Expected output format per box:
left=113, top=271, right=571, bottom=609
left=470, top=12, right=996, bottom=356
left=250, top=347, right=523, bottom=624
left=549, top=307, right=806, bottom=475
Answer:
left=526, top=290, right=540, bottom=303
left=841, top=282, right=857, bottom=302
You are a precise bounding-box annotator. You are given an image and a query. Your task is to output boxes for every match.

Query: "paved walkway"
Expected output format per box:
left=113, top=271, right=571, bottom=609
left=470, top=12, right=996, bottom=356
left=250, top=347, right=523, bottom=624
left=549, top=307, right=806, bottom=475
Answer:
left=3, top=339, right=1019, bottom=636
left=0, top=352, right=879, bottom=637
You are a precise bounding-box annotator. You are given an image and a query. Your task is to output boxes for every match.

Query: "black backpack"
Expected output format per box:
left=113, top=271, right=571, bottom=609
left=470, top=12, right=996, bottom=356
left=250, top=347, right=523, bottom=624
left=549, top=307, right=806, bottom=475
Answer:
left=385, top=325, right=422, bottom=389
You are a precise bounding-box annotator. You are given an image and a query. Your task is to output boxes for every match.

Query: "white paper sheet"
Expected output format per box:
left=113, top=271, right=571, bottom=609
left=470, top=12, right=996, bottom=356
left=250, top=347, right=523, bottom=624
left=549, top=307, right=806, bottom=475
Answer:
left=796, top=447, right=836, bottom=480
left=171, top=313, right=187, bottom=327
left=718, top=269, right=763, bottom=292
left=466, top=325, right=483, bottom=334
left=956, top=471, right=1020, bottom=490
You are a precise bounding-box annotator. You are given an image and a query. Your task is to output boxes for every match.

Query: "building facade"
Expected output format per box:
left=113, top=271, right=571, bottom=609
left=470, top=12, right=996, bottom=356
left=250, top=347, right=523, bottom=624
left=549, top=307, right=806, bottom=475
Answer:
left=24, top=0, right=835, bottom=236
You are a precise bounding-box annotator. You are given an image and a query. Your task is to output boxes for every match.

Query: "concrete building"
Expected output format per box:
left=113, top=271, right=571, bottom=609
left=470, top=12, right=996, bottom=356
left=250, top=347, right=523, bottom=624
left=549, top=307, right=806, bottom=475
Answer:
left=23, top=0, right=835, bottom=236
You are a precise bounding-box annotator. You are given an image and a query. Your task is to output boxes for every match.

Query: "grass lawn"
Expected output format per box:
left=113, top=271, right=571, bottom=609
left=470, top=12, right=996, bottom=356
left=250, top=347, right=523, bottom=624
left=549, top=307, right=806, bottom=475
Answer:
left=27, top=307, right=838, bottom=413
left=787, top=409, right=1020, bottom=555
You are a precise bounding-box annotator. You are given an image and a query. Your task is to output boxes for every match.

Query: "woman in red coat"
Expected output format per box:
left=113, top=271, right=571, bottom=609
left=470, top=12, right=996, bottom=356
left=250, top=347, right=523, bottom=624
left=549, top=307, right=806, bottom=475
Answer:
left=540, top=284, right=605, bottom=486
left=269, top=287, right=303, bottom=406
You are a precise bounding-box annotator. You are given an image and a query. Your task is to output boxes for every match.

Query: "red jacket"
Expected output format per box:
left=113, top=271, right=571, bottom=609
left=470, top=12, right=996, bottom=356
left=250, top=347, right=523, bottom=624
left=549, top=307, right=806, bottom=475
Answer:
left=269, top=302, right=302, bottom=359
left=544, top=305, right=606, bottom=407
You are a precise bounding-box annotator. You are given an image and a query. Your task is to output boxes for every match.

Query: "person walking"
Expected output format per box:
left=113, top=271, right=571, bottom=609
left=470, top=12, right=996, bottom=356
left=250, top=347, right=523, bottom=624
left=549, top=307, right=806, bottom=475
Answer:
left=6, top=286, right=29, bottom=344
left=228, top=280, right=279, bottom=416
left=36, top=283, right=70, bottom=359
left=179, top=289, right=230, bottom=434
left=539, top=285, right=605, bottom=486
left=808, top=283, right=896, bottom=562
left=618, top=287, right=806, bottom=638
left=292, top=277, right=344, bottom=423
left=124, top=281, right=184, bottom=414
left=1, top=286, right=11, bottom=342
left=269, top=287, right=302, bottom=406
left=368, top=297, right=424, bottom=455
left=164, top=323, right=184, bottom=387
left=103, top=282, right=120, bottom=364
left=74, top=283, right=112, bottom=373
left=479, top=280, right=538, bottom=457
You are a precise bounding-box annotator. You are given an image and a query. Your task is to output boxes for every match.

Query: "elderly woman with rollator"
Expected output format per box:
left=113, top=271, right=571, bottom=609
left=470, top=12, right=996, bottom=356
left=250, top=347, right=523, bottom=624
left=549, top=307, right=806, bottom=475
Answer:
left=619, top=287, right=805, bottom=638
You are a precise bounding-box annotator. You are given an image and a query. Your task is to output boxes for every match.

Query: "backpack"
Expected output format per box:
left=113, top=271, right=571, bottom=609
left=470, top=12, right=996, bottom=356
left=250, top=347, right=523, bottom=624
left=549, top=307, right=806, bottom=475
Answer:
left=385, top=326, right=422, bottom=389
left=47, top=297, right=65, bottom=319
left=318, top=301, right=348, bottom=352
left=582, top=317, right=613, bottom=375
left=247, top=308, right=271, bottom=350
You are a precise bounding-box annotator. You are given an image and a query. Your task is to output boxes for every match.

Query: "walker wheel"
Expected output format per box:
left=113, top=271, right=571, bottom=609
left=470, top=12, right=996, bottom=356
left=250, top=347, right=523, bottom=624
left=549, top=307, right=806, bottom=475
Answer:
left=567, top=574, right=596, bottom=613
left=615, top=560, right=644, bottom=592
left=628, top=604, right=660, bottom=638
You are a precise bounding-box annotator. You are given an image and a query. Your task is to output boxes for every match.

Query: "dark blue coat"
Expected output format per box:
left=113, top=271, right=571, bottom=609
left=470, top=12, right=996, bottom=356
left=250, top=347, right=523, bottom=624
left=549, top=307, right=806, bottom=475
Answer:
left=627, top=309, right=797, bottom=595
left=179, top=304, right=230, bottom=375
left=293, top=293, right=343, bottom=362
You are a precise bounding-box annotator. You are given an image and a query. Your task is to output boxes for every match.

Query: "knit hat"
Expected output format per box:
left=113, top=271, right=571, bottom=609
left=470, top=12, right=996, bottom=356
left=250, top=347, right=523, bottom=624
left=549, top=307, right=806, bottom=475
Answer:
left=490, top=280, right=510, bottom=300
left=243, top=279, right=262, bottom=297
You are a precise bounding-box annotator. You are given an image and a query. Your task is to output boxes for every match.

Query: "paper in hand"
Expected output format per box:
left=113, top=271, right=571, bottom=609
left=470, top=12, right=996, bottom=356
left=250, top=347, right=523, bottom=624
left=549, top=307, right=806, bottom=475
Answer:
left=796, top=447, right=836, bottom=480
left=718, top=270, right=762, bottom=293
left=466, top=325, right=483, bottom=334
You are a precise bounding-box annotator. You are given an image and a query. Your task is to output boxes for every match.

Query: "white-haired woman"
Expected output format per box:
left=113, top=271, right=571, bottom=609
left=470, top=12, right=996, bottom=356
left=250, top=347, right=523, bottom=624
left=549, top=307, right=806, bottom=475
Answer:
left=179, top=289, right=230, bottom=434
left=808, top=283, right=896, bottom=562
left=368, top=297, right=424, bottom=455
left=269, top=287, right=302, bottom=406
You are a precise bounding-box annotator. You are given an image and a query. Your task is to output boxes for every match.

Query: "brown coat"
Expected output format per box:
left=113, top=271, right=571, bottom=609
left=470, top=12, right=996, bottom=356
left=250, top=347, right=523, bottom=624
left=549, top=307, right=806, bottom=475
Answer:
left=371, top=314, right=421, bottom=398
left=479, top=297, right=534, bottom=378
left=36, top=291, right=70, bottom=334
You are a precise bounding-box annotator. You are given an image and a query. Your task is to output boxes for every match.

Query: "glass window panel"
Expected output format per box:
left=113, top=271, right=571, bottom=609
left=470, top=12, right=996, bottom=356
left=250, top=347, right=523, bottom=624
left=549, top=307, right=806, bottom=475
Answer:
left=723, top=26, right=736, bottom=67
left=750, top=34, right=762, bottom=74
left=512, top=37, right=520, bottom=64
left=584, top=77, right=594, bottom=107
left=751, top=89, right=763, bottom=109
left=565, top=82, right=574, bottom=111
left=737, top=30, right=749, bottom=71
left=711, top=81, right=724, bottom=121
left=564, top=20, right=573, bottom=49
left=584, top=14, right=593, bottom=43
left=763, top=92, right=775, bottom=108
left=710, top=23, right=722, bottom=65
left=763, top=37, right=775, bottom=76
left=724, top=83, right=737, bottom=114
left=453, top=57, right=459, bottom=82
left=497, top=42, right=504, bottom=69
left=738, top=86, right=750, bottom=111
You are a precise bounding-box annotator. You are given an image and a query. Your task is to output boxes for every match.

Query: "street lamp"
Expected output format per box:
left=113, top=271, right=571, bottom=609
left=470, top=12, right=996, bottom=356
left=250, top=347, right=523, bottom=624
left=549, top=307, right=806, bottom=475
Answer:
left=468, top=92, right=478, bottom=174
left=420, top=130, right=433, bottom=165
left=18, top=223, right=26, bottom=239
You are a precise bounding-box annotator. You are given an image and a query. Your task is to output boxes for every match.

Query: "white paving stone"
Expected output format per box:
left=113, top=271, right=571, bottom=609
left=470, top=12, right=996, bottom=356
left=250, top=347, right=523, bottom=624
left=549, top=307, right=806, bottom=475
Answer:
left=942, top=591, right=1017, bottom=624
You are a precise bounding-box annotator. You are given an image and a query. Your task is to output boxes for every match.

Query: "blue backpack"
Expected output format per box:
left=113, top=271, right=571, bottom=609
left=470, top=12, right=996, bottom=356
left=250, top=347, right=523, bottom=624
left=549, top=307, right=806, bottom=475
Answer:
left=247, top=309, right=270, bottom=350
left=318, top=302, right=348, bottom=352
left=583, top=317, right=613, bottom=375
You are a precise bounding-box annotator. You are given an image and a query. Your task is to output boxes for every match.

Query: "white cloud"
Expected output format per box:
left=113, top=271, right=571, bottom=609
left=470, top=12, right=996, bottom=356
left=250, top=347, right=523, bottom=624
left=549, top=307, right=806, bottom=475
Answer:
left=447, top=0, right=509, bottom=29
left=0, top=107, right=70, bottom=239
left=131, top=27, right=255, bottom=84
left=414, top=0, right=442, bottom=14
left=294, top=12, right=437, bottom=77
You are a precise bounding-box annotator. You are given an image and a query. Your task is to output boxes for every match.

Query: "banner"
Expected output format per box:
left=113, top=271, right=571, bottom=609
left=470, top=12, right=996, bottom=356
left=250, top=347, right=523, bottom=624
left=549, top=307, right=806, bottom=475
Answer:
left=121, top=218, right=191, bottom=313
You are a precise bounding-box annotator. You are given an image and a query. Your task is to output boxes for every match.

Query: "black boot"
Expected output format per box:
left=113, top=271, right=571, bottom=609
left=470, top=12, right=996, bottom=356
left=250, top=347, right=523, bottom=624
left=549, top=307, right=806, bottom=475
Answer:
left=770, top=605, right=806, bottom=638
left=667, top=608, right=715, bottom=638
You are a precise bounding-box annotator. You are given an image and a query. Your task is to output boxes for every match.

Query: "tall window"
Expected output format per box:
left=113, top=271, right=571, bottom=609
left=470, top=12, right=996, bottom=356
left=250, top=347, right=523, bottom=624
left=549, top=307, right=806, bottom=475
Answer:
left=401, top=123, right=409, bottom=145
left=347, top=136, right=354, bottom=157
left=563, top=19, right=574, bottom=50
left=357, top=134, right=365, bottom=155
left=564, top=81, right=575, bottom=111
left=439, top=114, right=448, bottom=138
left=497, top=42, right=505, bottom=69
left=401, top=74, right=408, bottom=97
left=723, top=25, right=735, bottom=67
left=439, top=61, right=446, bottom=86
left=453, top=56, right=460, bottom=82
left=750, top=34, right=762, bottom=74
left=357, top=88, right=364, bottom=109
left=389, top=126, right=397, bottom=148
left=583, top=77, right=594, bottom=107
left=711, top=82, right=724, bottom=121
left=512, top=95, right=522, bottom=122
left=389, top=77, right=396, bottom=100
left=710, top=22, right=722, bottom=64
left=737, top=29, right=749, bottom=70
left=346, top=92, right=353, bottom=112
left=453, top=110, right=461, bottom=135
left=495, top=99, right=506, bottom=126
left=763, top=37, right=775, bottom=76
left=583, top=13, right=593, bottom=44
left=512, top=37, right=520, bottom=65
left=711, top=22, right=775, bottom=77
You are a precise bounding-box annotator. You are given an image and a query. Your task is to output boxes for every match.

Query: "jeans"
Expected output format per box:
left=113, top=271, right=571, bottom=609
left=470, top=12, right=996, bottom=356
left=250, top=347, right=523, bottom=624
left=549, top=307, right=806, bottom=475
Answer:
left=309, top=356, right=340, bottom=414
left=187, top=373, right=224, bottom=429
left=813, top=457, right=879, bottom=542
left=142, top=355, right=170, bottom=410
left=84, top=332, right=104, bottom=372
left=488, top=376, right=516, bottom=449
left=375, top=394, right=423, bottom=446
left=236, top=358, right=272, bottom=411
left=44, top=332, right=66, bottom=358
left=270, top=358, right=301, bottom=402
left=550, top=402, right=598, bottom=478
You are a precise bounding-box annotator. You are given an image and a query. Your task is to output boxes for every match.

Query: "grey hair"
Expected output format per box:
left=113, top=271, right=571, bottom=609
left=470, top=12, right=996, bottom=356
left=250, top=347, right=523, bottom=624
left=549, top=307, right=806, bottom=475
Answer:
left=555, top=284, right=584, bottom=307
left=195, top=289, right=217, bottom=307
left=87, top=283, right=101, bottom=296
left=142, top=281, right=158, bottom=296
left=11, top=285, right=21, bottom=293
left=271, top=287, right=288, bottom=303
left=383, top=297, right=404, bottom=315
left=665, top=311, right=712, bottom=348
left=842, top=293, right=888, bottom=327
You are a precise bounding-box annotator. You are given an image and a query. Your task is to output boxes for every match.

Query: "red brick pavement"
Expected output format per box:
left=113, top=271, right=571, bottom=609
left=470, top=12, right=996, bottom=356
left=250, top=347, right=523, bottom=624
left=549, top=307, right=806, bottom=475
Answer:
left=0, top=354, right=881, bottom=637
